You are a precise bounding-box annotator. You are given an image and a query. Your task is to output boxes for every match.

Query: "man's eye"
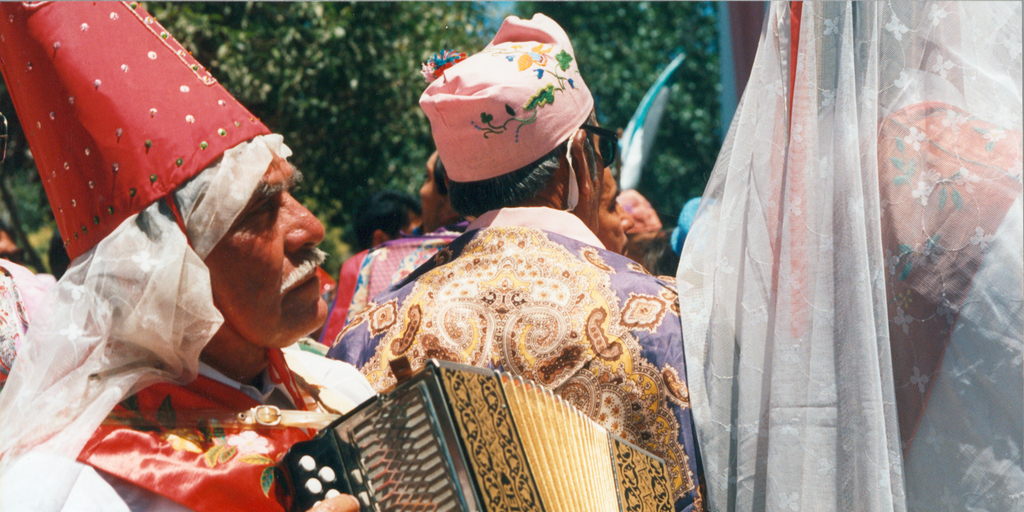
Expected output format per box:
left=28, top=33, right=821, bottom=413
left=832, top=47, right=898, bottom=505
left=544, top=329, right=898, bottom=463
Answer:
left=235, top=196, right=277, bottom=226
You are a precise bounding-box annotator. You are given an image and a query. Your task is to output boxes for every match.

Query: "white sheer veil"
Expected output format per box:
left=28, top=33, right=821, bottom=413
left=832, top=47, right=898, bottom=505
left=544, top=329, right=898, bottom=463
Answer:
left=0, top=134, right=289, bottom=477
left=678, top=2, right=1021, bottom=511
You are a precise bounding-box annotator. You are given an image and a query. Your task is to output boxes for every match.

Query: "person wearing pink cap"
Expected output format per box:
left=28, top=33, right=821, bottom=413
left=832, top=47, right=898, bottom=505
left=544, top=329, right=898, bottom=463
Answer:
left=329, top=14, right=703, bottom=511
left=0, top=3, right=368, bottom=512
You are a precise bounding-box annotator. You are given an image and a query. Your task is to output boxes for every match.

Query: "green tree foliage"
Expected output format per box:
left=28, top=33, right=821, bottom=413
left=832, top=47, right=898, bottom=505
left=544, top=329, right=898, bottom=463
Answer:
left=0, top=2, right=489, bottom=273
left=147, top=2, right=489, bottom=271
left=0, top=2, right=720, bottom=275
left=516, top=2, right=721, bottom=223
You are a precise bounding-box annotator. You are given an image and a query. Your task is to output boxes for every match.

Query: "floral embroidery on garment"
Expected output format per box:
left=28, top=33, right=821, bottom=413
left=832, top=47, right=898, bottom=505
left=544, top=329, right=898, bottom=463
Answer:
left=80, top=361, right=332, bottom=512
left=0, top=267, right=29, bottom=389
left=471, top=44, right=578, bottom=141
left=878, top=101, right=1023, bottom=445
left=105, top=391, right=283, bottom=499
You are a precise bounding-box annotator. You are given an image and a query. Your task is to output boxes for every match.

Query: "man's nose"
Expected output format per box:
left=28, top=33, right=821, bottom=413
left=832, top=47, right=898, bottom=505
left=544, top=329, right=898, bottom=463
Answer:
left=282, top=193, right=325, bottom=252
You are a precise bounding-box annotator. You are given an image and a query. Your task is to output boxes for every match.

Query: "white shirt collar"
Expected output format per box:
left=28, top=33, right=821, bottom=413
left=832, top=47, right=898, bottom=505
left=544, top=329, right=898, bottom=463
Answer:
left=467, top=207, right=606, bottom=249
left=198, top=361, right=289, bottom=406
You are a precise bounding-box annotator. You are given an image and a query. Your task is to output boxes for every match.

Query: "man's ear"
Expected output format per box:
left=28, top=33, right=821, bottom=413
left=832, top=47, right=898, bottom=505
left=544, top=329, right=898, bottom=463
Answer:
left=569, top=128, right=596, bottom=206
left=371, top=228, right=391, bottom=248
left=442, top=174, right=452, bottom=198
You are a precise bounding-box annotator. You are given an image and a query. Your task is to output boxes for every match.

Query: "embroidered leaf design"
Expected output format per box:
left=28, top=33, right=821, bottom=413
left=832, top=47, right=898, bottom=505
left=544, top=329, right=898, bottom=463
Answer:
left=524, top=84, right=556, bottom=111
left=986, top=141, right=995, bottom=152
left=893, top=175, right=908, bottom=186
left=895, top=138, right=905, bottom=152
left=239, top=454, right=275, bottom=466
left=260, top=467, right=275, bottom=497
left=907, top=160, right=917, bottom=174
left=204, top=445, right=225, bottom=468
left=120, top=395, right=139, bottom=413
left=973, top=126, right=988, bottom=135
left=218, top=446, right=237, bottom=463
left=898, top=244, right=913, bottom=256
left=938, top=187, right=947, bottom=209
left=517, top=53, right=533, bottom=71
left=480, top=112, right=493, bottom=124
left=952, top=189, right=963, bottom=209
left=890, top=157, right=904, bottom=171
left=505, top=104, right=516, bottom=117
left=899, top=260, right=913, bottom=281
left=166, top=433, right=204, bottom=454
left=157, top=396, right=176, bottom=429
left=556, top=49, right=573, bottom=71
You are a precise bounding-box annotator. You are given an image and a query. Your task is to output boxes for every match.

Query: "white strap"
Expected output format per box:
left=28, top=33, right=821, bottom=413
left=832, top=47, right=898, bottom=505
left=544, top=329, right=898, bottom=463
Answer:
left=237, top=405, right=340, bottom=430
left=564, top=137, right=579, bottom=211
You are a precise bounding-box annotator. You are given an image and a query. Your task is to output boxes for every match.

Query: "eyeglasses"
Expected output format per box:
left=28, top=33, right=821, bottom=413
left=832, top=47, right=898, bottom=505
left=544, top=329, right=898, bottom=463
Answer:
left=580, top=124, right=618, bottom=167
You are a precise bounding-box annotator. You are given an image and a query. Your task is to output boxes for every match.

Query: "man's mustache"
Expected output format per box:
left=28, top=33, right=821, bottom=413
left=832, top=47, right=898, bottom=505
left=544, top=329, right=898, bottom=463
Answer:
left=281, top=247, right=327, bottom=293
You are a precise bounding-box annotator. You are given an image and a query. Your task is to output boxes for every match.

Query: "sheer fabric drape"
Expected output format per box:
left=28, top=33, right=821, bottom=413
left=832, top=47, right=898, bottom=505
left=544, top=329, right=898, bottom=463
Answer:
left=678, top=2, right=1022, bottom=511
left=0, top=136, right=287, bottom=478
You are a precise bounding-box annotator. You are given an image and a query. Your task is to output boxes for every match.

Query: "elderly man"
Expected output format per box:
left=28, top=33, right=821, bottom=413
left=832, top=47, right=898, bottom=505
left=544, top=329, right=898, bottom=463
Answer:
left=0, top=4, right=367, bottom=511
left=329, top=14, right=703, bottom=511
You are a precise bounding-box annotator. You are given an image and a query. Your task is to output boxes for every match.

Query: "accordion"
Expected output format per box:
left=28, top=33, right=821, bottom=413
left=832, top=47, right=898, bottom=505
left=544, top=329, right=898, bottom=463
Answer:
left=279, top=359, right=673, bottom=512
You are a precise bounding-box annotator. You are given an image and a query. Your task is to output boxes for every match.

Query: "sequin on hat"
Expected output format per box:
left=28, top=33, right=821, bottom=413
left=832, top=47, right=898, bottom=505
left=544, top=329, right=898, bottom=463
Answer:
left=0, top=2, right=269, bottom=260
left=419, top=14, right=594, bottom=183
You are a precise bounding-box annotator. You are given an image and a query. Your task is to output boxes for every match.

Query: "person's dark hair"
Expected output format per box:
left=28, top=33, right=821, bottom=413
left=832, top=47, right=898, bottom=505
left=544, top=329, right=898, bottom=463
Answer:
left=449, top=131, right=597, bottom=218
left=432, top=155, right=448, bottom=197
left=353, top=190, right=421, bottom=250
left=625, top=230, right=680, bottom=277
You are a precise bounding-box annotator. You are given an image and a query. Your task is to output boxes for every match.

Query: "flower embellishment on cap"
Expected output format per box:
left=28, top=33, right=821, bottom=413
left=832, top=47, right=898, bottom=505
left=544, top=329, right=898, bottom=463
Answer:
left=471, top=43, right=577, bottom=142
left=422, top=49, right=468, bottom=83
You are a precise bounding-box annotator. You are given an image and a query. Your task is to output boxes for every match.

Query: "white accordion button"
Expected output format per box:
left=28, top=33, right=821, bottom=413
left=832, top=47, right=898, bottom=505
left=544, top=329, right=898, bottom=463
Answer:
left=305, top=478, right=323, bottom=494
left=325, top=489, right=341, bottom=499
left=318, top=466, right=337, bottom=482
left=298, top=455, right=316, bottom=472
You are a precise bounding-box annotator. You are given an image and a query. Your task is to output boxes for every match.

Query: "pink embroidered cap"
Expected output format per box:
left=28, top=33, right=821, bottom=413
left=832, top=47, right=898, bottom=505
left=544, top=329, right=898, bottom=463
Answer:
left=419, top=13, right=594, bottom=183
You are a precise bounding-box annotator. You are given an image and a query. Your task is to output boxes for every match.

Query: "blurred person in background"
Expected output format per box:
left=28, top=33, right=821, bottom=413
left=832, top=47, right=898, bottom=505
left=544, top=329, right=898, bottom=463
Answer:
left=352, top=189, right=421, bottom=253
left=319, top=154, right=467, bottom=344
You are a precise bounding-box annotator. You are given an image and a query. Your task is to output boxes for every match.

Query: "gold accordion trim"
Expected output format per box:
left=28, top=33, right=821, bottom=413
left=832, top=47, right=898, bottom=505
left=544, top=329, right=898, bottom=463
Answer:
left=282, top=360, right=673, bottom=512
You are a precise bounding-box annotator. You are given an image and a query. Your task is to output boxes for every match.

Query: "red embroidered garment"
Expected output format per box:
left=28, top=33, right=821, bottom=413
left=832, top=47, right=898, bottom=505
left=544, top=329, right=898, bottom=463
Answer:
left=79, top=374, right=312, bottom=512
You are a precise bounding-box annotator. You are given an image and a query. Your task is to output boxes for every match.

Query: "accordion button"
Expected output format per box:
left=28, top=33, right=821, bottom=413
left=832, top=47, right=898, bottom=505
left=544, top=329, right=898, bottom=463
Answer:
left=350, top=469, right=364, bottom=485
left=325, top=489, right=341, bottom=499
left=305, top=478, right=324, bottom=494
left=298, top=455, right=316, bottom=472
left=359, top=492, right=371, bottom=506
left=318, top=466, right=337, bottom=482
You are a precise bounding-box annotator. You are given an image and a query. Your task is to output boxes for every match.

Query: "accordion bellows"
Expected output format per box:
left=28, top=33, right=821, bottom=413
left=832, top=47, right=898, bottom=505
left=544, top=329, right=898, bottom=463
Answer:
left=281, top=360, right=673, bottom=511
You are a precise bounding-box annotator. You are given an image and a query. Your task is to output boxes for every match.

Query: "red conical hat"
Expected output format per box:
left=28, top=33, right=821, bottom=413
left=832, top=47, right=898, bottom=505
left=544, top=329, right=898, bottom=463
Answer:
left=0, top=2, right=269, bottom=260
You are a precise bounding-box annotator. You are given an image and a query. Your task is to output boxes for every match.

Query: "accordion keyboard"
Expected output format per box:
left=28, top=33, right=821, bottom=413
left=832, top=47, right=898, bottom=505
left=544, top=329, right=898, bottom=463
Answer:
left=344, top=390, right=463, bottom=511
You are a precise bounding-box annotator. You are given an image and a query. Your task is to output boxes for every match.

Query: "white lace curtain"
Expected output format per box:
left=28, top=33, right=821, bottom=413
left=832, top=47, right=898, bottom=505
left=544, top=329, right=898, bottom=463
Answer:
left=678, top=2, right=1022, bottom=511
